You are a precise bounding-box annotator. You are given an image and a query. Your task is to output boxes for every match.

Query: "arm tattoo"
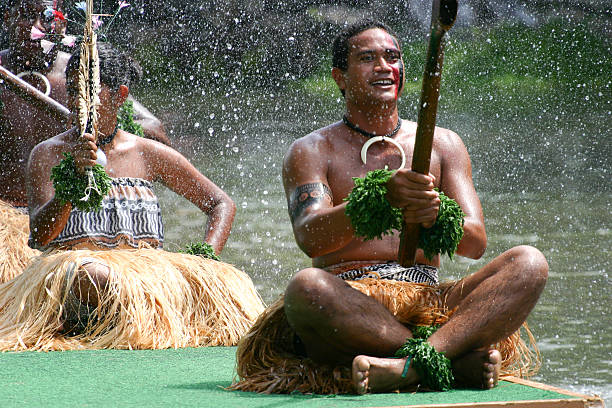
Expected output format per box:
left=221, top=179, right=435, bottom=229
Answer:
left=288, top=183, right=333, bottom=222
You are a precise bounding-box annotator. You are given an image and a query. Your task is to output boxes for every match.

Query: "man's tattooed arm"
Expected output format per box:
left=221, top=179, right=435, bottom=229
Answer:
left=288, top=183, right=333, bottom=222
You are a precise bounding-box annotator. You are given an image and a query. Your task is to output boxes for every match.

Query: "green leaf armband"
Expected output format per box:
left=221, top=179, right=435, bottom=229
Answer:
left=180, top=241, right=220, bottom=261
left=395, top=337, right=454, bottom=391
left=344, top=169, right=465, bottom=260
left=50, top=152, right=112, bottom=212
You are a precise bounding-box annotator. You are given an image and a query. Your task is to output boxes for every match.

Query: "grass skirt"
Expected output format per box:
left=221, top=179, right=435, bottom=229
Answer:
left=0, top=248, right=265, bottom=351
left=0, top=200, right=40, bottom=284
left=230, top=278, right=539, bottom=394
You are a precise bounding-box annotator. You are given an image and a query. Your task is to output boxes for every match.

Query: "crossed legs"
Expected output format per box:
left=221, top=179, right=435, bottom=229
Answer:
left=284, top=245, right=548, bottom=393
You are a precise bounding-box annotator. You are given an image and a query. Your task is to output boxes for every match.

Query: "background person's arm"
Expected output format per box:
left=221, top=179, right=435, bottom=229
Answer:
left=145, top=142, right=235, bottom=254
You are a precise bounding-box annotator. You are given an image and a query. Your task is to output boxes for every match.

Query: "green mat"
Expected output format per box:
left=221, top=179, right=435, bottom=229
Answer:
left=0, top=347, right=575, bottom=407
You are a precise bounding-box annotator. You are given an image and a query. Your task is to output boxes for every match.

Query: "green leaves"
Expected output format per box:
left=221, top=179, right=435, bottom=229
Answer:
left=418, top=190, right=465, bottom=261
left=180, top=241, right=220, bottom=261
left=344, top=169, right=402, bottom=240
left=117, top=99, right=144, bottom=137
left=50, top=152, right=112, bottom=212
left=344, top=170, right=465, bottom=260
left=411, top=324, right=440, bottom=339
left=395, top=337, right=454, bottom=391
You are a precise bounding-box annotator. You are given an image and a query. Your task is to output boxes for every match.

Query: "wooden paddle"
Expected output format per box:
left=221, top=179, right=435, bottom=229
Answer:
left=0, top=65, right=71, bottom=121
left=398, top=0, right=458, bottom=267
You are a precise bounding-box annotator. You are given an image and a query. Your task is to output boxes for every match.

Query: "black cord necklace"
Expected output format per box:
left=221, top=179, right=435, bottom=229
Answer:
left=342, top=115, right=402, bottom=139
left=97, top=124, right=119, bottom=147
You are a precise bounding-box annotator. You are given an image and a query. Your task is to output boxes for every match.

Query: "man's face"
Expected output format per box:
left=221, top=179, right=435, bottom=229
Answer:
left=7, top=0, right=65, bottom=69
left=339, top=28, right=404, bottom=106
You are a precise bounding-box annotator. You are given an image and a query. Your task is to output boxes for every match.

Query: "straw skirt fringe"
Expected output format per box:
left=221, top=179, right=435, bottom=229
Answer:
left=0, top=200, right=40, bottom=284
left=0, top=248, right=265, bottom=351
left=230, top=278, right=539, bottom=394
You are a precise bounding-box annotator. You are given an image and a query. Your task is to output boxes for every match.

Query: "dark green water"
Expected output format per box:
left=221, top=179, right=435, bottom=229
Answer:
left=133, top=23, right=611, bottom=401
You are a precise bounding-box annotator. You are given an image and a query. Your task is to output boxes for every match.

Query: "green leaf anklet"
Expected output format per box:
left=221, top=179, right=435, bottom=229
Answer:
left=51, top=152, right=112, bottom=212
left=395, top=338, right=454, bottom=391
left=412, top=324, right=440, bottom=339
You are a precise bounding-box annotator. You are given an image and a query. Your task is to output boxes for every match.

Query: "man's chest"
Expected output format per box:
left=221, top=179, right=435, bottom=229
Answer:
left=326, top=142, right=443, bottom=203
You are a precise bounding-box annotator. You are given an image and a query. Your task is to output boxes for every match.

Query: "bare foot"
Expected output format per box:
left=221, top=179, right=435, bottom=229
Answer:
left=352, top=355, right=418, bottom=394
left=452, top=349, right=501, bottom=389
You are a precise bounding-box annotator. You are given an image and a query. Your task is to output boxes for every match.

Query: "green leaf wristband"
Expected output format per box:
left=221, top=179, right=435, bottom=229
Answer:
left=50, top=152, right=112, bottom=212
left=344, top=169, right=465, bottom=260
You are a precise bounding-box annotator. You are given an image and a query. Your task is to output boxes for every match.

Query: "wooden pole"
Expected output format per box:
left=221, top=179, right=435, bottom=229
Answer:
left=398, top=0, right=458, bottom=266
left=0, top=65, right=71, bottom=122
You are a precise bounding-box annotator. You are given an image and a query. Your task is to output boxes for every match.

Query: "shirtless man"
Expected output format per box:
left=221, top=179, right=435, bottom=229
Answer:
left=281, top=20, right=548, bottom=392
left=0, top=0, right=170, bottom=208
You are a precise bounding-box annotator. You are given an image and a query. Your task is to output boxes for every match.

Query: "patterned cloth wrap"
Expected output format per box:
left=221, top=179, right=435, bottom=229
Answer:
left=329, top=261, right=439, bottom=286
left=14, top=206, right=29, bottom=215
left=31, top=177, right=164, bottom=250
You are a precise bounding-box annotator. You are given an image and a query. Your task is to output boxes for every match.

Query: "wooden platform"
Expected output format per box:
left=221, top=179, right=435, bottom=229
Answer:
left=386, top=377, right=605, bottom=408
left=474, top=377, right=606, bottom=408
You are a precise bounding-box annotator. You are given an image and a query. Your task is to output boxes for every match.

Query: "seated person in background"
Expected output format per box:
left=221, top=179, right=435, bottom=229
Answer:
left=0, top=0, right=171, bottom=282
left=0, top=42, right=264, bottom=351
left=231, top=20, right=548, bottom=394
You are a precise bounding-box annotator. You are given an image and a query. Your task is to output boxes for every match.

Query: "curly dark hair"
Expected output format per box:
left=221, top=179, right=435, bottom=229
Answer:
left=66, top=42, right=143, bottom=91
left=332, top=19, right=399, bottom=71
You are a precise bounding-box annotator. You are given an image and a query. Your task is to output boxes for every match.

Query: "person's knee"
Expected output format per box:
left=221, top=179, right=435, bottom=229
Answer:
left=508, top=245, right=548, bottom=290
left=285, top=268, right=336, bottom=318
left=286, top=268, right=333, bottom=303
left=73, top=260, right=110, bottom=305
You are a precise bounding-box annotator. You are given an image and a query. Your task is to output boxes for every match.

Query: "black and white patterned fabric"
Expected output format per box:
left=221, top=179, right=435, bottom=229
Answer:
left=43, top=177, right=164, bottom=249
left=14, top=206, right=29, bottom=215
left=336, top=262, right=439, bottom=286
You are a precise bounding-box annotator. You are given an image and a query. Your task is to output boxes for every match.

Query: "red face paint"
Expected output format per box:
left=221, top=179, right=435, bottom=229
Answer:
left=391, top=65, right=400, bottom=99
left=384, top=32, right=402, bottom=100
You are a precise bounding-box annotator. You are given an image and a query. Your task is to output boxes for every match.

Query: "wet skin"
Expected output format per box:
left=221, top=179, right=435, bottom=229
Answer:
left=282, top=27, right=548, bottom=392
left=284, top=28, right=486, bottom=268
left=27, top=78, right=235, bottom=255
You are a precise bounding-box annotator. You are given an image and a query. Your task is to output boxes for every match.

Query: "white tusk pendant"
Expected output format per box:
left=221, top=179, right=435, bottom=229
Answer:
left=360, top=136, right=406, bottom=170
left=95, top=148, right=107, bottom=167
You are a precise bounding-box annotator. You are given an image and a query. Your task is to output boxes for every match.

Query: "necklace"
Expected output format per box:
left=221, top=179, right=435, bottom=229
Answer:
left=16, top=71, right=51, bottom=96
left=97, top=124, right=119, bottom=147
left=343, top=116, right=406, bottom=170
left=342, top=115, right=402, bottom=139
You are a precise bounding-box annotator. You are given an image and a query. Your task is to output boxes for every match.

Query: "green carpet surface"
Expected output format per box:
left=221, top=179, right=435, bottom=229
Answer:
left=0, top=347, right=575, bottom=407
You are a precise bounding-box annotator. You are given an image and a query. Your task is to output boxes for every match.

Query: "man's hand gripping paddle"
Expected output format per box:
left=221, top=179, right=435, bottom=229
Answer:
left=398, top=0, right=458, bottom=266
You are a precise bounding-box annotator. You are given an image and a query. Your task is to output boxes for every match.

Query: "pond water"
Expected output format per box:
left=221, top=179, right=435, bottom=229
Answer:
left=136, top=77, right=610, bottom=403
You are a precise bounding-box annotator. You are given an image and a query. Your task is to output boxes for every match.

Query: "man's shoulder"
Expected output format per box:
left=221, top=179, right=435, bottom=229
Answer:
left=433, top=126, right=464, bottom=150
left=288, top=121, right=344, bottom=154
left=431, top=126, right=470, bottom=167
